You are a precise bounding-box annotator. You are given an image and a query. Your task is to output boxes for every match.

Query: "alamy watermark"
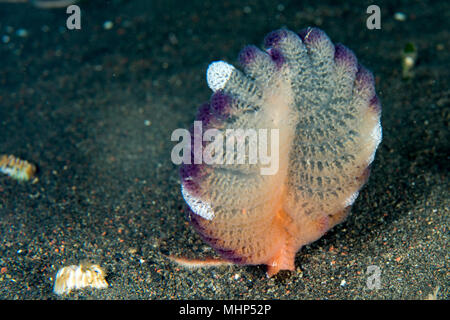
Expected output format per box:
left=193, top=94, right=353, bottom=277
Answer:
left=65, top=4, right=382, bottom=32
left=66, top=5, right=81, bottom=30
left=171, top=121, right=280, bottom=175
left=366, top=5, right=381, bottom=29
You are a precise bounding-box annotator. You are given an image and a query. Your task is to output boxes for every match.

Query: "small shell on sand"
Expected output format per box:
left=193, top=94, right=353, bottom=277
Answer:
left=53, top=262, right=108, bottom=295
left=0, top=154, right=36, bottom=182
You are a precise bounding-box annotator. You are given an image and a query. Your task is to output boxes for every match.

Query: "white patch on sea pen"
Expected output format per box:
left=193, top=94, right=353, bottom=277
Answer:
left=207, top=61, right=235, bottom=92
left=181, top=184, right=215, bottom=220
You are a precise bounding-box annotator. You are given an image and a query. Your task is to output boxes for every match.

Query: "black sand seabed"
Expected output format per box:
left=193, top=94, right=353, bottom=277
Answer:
left=0, top=0, right=448, bottom=300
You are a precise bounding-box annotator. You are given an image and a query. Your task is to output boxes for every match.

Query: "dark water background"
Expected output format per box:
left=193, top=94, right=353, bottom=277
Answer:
left=0, top=0, right=448, bottom=299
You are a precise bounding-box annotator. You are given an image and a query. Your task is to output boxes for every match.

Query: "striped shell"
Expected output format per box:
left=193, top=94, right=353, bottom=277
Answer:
left=0, top=154, right=36, bottom=182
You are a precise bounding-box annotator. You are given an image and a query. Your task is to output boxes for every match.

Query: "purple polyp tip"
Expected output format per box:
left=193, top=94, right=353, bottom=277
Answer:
left=334, top=44, right=352, bottom=61
left=180, top=163, right=200, bottom=180
left=195, top=102, right=213, bottom=125
left=268, top=48, right=285, bottom=68
left=211, top=91, right=231, bottom=116
left=238, top=45, right=258, bottom=66
left=334, top=44, right=344, bottom=59
left=356, top=64, right=374, bottom=86
left=264, top=29, right=287, bottom=47
left=369, top=95, right=382, bottom=113
left=216, top=248, right=246, bottom=264
left=180, top=163, right=206, bottom=194
left=181, top=178, right=200, bottom=195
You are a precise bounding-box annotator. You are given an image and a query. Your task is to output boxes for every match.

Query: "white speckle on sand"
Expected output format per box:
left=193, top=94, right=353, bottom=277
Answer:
left=103, top=21, right=114, bottom=30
